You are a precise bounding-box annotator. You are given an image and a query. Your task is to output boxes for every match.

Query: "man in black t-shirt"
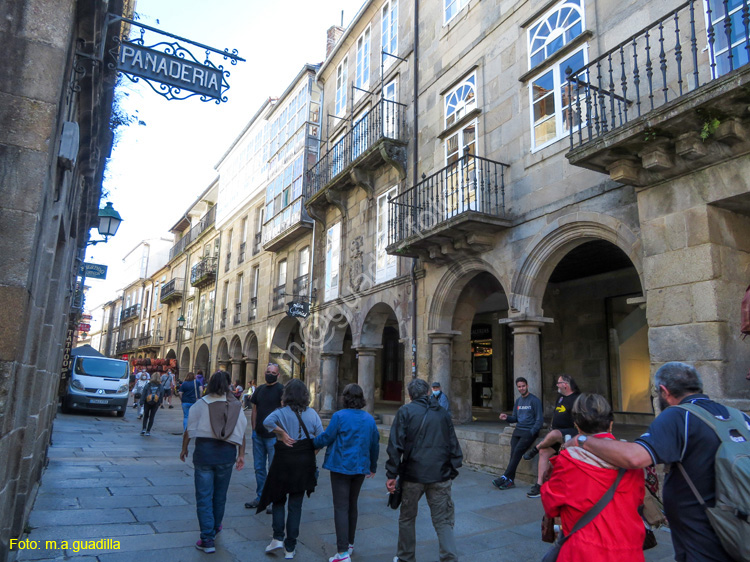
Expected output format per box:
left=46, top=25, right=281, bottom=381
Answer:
left=525, top=374, right=580, bottom=498
left=245, top=363, right=284, bottom=510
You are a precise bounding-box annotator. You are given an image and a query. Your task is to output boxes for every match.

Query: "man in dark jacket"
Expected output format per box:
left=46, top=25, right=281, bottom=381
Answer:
left=386, top=378, right=463, bottom=562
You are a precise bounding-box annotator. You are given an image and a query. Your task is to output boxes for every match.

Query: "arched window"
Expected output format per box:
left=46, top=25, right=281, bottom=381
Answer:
left=528, top=0, right=584, bottom=68
left=445, top=73, right=476, bottom=128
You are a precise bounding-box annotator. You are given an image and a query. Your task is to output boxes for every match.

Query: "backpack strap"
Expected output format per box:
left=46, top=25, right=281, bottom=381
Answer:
left=559, top=468, right=626, bottom=545
left=675, top=403, right=750, bottom=441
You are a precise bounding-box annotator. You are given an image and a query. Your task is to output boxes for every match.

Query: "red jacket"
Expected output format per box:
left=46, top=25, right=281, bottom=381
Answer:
left=541, top=434, right=645, bottom=561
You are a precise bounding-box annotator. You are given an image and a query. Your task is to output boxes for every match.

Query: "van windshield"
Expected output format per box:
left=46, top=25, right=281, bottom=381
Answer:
left=75, top=357, right=128, bottom=379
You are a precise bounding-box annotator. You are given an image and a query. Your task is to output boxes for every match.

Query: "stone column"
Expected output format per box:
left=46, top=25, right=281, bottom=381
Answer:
left=231, top=360, right=242, bottom=385
left=355, top=347, right=381, bottom=415
left=427, top=332, right=459, bottom=392
left=245, top=358, right=258, bottom=386
left=501, top=318, right=552, bottom=398
left=320, top=352, right=342, bottom=415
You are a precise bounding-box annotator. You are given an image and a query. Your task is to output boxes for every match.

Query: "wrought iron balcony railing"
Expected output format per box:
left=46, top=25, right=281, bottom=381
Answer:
left=190, top=256, right=218, bottom=288
left=224, top=253, right=231, bottom=272
left=169, top=205, right=217, bottom=261
left=160, top=277, right=184, bottom=304
left=220, top=308, right=227, bottom=329
left=238, top=242, right=246, bottom=264
left=566, top=0, right=749, bottom=149
left=262, top=197, right=312, bottom=251
left=252, top=232, right=262, bottom=255
left=138, top=332, right=153, bottom=347
left=115, top=338, right=135, bottom=354
left=234, top=302, right=242, bottom=325
left=293, top=274, right=309, bottom=297
left=272, top=285, right=286, bottom=311
left=120, top=303, right=141, bottom=322
left=388, top=153, right=509, bottom=245
left=248, top=296, right=258, bottom=321
left=306, top=98, right=407, bottom=197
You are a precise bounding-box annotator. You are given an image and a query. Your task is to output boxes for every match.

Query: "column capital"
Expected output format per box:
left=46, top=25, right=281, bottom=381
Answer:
left=321, top=351, right=343, bottom=358
left=354, top=345, right=382, bottom=356
left=427, top=330, right=461, bottom=343
left=499, top=315, right=554, bottom=329
left=245, top=357, right=258, bottom=364
left=231, top=359, right=242, bottom=365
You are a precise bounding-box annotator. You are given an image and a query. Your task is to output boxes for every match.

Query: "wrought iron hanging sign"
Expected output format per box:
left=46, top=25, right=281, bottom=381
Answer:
left=108, top=15, right=244, bottom=103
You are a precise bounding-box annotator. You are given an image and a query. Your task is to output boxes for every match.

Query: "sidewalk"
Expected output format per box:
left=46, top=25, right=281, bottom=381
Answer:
left=13, top=402, right=675, bottom=561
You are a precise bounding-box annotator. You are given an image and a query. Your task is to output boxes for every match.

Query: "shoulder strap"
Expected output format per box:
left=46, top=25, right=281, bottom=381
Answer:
left=676, top=402, right=750, bottom=440
left=560, top=468, right=626, bottom=544
left=401, top=406, right=430, bottom=472
left=293, top=409, right=311, bottom=440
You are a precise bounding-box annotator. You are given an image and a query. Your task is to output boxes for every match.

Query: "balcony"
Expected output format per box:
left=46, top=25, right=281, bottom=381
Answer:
left=248, top=297, right=258, bottom=321
left=169, top=205, right=217, bottom=261
left=220, top=308, right=227, bottom=329
left=120, top=304, right=140, bottom=323
left=262, top=197, right=313, bottom=251
left=160, top=278, right=184, bottom=304
left=190, top=256, right=218, bottom=289
left=272, top=285, right=286, bottom=311
left=238, top=242, right=246, bottom=264
left=565, top=0, right=750, bottom=186
left=138, top=331, right=159, bottom=348
left=387, top=153, right=510, bottom=263
left=115, top=338, right=135, bottom=354
left=306, top=98, right=408, bottom=221
left=252, top=232, right=262, bottom=256
left=234, top=302, right=242, bottom=325
left=293, top=274, right=309, bottom=298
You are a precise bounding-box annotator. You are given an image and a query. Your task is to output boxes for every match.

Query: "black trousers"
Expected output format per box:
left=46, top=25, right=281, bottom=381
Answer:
left=503, top=431, right=537, bottom=481
left=330, top=472, right=366, bottom=553
left=142, top=402, right=159, bottom=431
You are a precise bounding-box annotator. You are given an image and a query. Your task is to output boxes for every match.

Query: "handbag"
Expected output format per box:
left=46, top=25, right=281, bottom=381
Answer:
left=542, top=468, right=626, bottom=562
left=293, top=410, right=318, bottom=486
left=387, top=407, right=430, bottom=510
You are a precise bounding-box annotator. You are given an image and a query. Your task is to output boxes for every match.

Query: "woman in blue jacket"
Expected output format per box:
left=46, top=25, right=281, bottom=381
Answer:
left=313, top=383, right=379, bottom=562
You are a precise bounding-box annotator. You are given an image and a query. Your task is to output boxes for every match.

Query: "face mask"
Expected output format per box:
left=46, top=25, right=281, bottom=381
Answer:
left=265, top=373, right=278, bottom=384
left=432, top=391, right=440, bottom=397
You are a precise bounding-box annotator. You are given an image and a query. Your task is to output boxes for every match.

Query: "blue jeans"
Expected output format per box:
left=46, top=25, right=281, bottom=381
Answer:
left=194, top=462, right=234, bottom=541
left=272, top=492, right=305, bottom=553
left=182, top=402, right=194, bottom=431
left=252, top=432, right=276, bottom=501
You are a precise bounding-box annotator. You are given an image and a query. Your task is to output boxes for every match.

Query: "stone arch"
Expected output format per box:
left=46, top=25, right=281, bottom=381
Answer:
left=180, top=347, right=191, bottom=377
left=165, top=349, right=176, bottom=360
left=195, top=344, right=210, bottom=374
left=321, top=309, right=356, bottom=354
left=271, top=316, right=302, bottom=353
left=229, top=335, right=243, bottom=360
left=510, top=212, right=643, bottom=317
left=428, top=258, right=510, bottom=333
left=216, top=338, right=230, bottom=363
left=358, top=302, right=403, bottom=347
left=243, top=331, right=259, bottom=360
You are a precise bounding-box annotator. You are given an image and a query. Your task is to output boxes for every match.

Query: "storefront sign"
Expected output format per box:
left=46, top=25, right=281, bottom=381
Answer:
left=79, top=262, right=108, bottom=279
left=79, top=323, right=91, bottom=332
left=60, top=315, right=77, bottom=384
left=287, top=301, right=310, bottom=319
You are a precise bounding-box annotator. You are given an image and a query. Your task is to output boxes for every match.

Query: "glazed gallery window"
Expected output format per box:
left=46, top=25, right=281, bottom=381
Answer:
left=444, top=0, right=469, bottom=24
left=325, top=222, right=341, bottom=301
left=355, top=27, right=371, bottom=100
left=383, top=78, right=399, bottom=138
left=445, top=73, right=476, bottom=128
left=381, top=0, right=398, bottom=68
left=376, top=187, right=398, bottom=284
left=336, top=57, right=348, bottom=117
left=706, top=0, right=750, bottom=77
left=528, top=0, right=586, bottom=150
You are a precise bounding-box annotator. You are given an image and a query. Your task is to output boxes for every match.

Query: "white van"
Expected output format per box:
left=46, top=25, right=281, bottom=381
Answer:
left=61, top=354, right=129, bottom=416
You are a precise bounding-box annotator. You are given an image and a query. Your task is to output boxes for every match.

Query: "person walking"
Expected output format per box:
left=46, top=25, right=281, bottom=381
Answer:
left=180, top=371, right=247, bottom=554
left=431, top=381, right=450, bottom=413
left=524, top=374, right=581, bottom=498
left=178, top=372, right=203, bottom=432
left=258, top=379, right=323, bottom=559
left=386, top=378, right=463, bottom=562
left=139, top=372, right=165, bottom=436
left=541, top=393, right=645, bottom=561
left=245, top=363, right=283, bottom=511
left=132, top=371, right=149, bottom=417
left=313, top=383, right=379, bottom=562
left=161, top=368, right=176, bottom=409
left=491, top=377, right=543, bottom=491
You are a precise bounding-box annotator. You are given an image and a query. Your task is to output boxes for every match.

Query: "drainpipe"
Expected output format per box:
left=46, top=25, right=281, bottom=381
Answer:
left=410, top=0, right=419, bottom=379
left=207, top=230, right=221, bottom=373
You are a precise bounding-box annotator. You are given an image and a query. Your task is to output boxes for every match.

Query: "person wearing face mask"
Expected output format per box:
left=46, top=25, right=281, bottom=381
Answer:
left=430, top=381, right=451, bottom=413
left=245, top=363, right=284, bottom=512
left=133, top=371, right=150, bottom=419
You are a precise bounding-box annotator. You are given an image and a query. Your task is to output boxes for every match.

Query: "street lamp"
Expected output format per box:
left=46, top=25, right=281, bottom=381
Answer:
left=88, top=202, right=123, bottom=246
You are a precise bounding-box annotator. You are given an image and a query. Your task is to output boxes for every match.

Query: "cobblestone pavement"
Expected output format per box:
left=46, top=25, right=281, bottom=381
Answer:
left=13, top=402, right=676, bottom=561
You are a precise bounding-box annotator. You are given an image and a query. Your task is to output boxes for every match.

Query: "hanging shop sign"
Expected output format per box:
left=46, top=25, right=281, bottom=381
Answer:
left=287, top=301, right=310, bottom=319
left=79, top=262, right=108, bottom=279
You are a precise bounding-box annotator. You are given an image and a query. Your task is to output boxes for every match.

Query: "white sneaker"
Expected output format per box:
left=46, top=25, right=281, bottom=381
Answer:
left=329, top=553, right=350, bottom=562
left=348, top=544, right=354, bottom=555
left=284, top=550, right=295, bottom=559
left=266, top=539, right=284, bottom=553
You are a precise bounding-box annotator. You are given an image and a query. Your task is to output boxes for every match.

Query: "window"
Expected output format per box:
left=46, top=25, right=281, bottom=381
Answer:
left=236, top=274, right=244, bottom=304
left=331, top=133, right=346, bottom=176
left=382, top=0, right=398, bottom=69
left=252, top=266, right=260, bottom=298
left=277, top=259, right=287, bottom=288
left=527, top=0, right=584, bottom=69
left=444, top=120, right=477, bottom=215
left=352, top=108, right=370, bottom=159
left=376, top=187, right=398, bottom=283
left=383, top=78, right=399, bottom=137
left=325, top=223, right=341, bottom=301
left=706, top=0, right=750, bottom=77
left=186, top=301, right=194, bottom=330
left=355, top=27, right=371, bottom=100
left=529, top=48, right=585, bottom=150
left=298, top=246, right=310, bottom=277
left=445, top=73, right=476, bottom=128
left=445, top=0, right=469, bottom=24
left=336, top=57, right=348, bottom=116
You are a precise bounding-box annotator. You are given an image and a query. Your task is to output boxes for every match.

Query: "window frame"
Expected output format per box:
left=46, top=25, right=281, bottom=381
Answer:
left=527, top=0, right=585, bottom=70
left=444, top=72, right=477, bottom=129
left=381, top=0, right=398, bottom=70
left=325, top=223, right=341, bottom=301
left=335, top=56, right=349, bottom=117
left=376, top=186, right=398, bottom=284
left=444, top=0, right=469, bottom=25
left=355, top=26, right=371, bottom=101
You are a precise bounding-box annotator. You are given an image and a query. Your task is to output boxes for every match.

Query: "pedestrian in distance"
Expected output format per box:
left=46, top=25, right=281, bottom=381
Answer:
left=242, top=381, right=255, bottom=411
left=139, top=372, right=164, bottom=436
left=245, top=363, right=284, bottom=512
left=178, top=371, right=203, bottom=432
left=492, top=377, right=543, bottom=491
left=160, top=368, right=176, bottom=409
left=180, top=370, right=247, bottom=554
left=196, top=369, right=205, bottom=389
left=524, top=374, right=581, bottom=498
left=313, top=383, right=380, bottom=562
left=132, top=371, right=149, bottom=417
left=431, top=381, right=451, bottom=413
left=386, top=378, right=463, bottom=562
left=541, top=393, right=645, bottom=561
left=258, top=378, right=323, bottom=560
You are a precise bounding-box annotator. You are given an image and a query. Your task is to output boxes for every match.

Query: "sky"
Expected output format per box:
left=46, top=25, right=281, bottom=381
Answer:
left=84, top=0, right=366, bottom=316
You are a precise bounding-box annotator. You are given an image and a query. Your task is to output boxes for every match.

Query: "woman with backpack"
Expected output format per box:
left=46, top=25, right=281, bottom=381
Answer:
left=139, top=372, right=165, bottom=436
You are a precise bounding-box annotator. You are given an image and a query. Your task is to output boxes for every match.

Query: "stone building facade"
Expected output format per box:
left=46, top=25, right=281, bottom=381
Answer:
left=0, top=0, right=131, bottom=555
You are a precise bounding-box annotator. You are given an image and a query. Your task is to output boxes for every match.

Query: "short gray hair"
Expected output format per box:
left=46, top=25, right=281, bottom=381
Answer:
left=654, top=362, right=703, bottom=398
left=407, top=378, right=430, bottom=400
